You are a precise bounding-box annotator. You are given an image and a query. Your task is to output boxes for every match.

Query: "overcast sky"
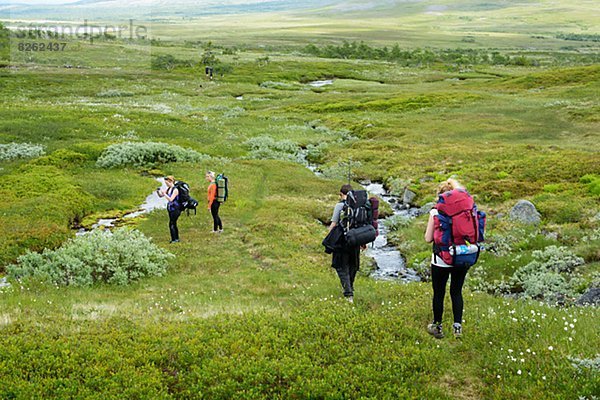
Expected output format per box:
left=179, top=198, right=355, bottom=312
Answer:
left=5, top=1, right=82, bottom=4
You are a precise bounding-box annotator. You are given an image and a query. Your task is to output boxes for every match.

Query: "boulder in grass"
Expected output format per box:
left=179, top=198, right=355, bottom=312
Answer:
left=403, top=188, right=417, bottom=205
left=576, top=288, right=600, bottom=306
left=510, top=200, right=541, bottom=225
left=419, top=202, right=436, bottom=215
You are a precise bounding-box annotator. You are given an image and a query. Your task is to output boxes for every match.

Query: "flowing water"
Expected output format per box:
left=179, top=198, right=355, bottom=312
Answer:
left=76, top=177, right=167, bottom=236
left=362, top=183, right=421, bottom=282
left=308, top=80, right=334, bottom=88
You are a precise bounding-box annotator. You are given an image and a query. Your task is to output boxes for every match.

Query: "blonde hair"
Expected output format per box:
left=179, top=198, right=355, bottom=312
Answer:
left=165, top=175, right=175, bottom=183
left=206, top=171, right=215, bottom=180
left=437, top=178, right=462, bottom=194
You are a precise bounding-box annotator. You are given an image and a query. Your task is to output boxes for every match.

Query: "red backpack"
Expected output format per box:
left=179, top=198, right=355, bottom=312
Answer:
left=433, top=189, right=486, bottom=267
left=369, top=196, right=379, bottom=237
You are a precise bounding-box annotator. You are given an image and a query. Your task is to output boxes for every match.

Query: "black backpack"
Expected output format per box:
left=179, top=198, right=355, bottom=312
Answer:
left=343, top=190, right=372, bottom=229
left=175, top=181, right=198, bottom=215
left=343, top=190, right=376, bottom=247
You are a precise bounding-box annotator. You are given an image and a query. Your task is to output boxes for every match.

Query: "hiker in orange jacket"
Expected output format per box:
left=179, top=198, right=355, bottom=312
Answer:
left=205, top=171, right=223, bottom=233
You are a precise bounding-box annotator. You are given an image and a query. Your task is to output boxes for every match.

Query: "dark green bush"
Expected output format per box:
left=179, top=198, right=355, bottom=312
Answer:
left=31, top=149, right=89, bottom=168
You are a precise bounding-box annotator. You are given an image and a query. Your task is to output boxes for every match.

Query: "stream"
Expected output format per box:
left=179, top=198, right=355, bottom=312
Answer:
left=362, top=183, right=421, bottom=282
left=75, top=177, right=167, bottom=236
left=308, top=79, right=334, bottom=88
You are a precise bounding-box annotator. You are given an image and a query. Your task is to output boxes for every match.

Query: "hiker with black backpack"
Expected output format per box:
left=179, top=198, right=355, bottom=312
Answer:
left=158, top=176, right=181, bottom=243
left=424, top=179, right=486, bottom=339
left=326, top=184, right=377, bottom=304
left=205, top=171, right=223, bottom=233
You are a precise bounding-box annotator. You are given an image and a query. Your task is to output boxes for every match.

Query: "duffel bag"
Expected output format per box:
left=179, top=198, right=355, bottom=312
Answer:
left=346, top=225, right=376, bottom=247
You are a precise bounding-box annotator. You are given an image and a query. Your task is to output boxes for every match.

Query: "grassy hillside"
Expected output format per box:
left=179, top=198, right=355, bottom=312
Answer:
left=0, top=5, right=599, bottom=398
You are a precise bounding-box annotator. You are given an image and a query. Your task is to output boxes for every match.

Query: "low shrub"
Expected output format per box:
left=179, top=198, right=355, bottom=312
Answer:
left=223, top=107, right=245, bottom=118
left=7, top=228, right=173, bottom=286
left=534, top=194, right=585, bottom=224
left=31, top=149, right=89, bottom=168
left=0, top=142, right=45, bottom=161
left=151, top=54, right=195, bottom=71
left=580, top=174, right=600, bottom=197
left=498, top=246, right=585, bottom=303
left=259, top=81, right=303, bottom=90
left=96, top=141, right=209, bottom=168
left=244, top=136, right=301, bottom=162
left=321, top=159, right=363, bottom=181
left=384, top=214, right=413, bottom=232
left=96, top=89, right=135, bottom=98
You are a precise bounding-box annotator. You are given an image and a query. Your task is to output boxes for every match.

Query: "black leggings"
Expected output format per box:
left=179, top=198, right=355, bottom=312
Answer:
left=211, top=201, right=222, bottom=231
left=431, top=264, right=469, bottom=324
left=168, top=208, right=181, bottom=241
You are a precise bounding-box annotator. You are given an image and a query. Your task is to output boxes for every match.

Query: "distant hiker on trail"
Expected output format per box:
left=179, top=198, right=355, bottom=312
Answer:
left=158, top=176, right=181, bottom=243
left=424, top=179, right=486, bottom=339
left=324, top=184, right=375, bottom=304
left=206, top=171, right=223, bottom=233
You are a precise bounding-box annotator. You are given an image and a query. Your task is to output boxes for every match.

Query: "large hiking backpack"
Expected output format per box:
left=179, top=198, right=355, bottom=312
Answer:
left=216, top=174, right=228, bottom=203
left=343, top=190, right=377, bottom=247
left=175, top=181, right=198, bottom=215
left=433, top=189, right=486, bottom=267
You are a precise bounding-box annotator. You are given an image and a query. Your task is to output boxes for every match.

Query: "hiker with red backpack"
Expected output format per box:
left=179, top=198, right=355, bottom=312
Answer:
left=424, top=179, right=486, bottom=339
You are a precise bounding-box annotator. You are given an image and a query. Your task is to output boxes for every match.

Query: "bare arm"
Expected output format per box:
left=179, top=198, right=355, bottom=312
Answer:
left=328, top=222, right=337, bottom=232
left=424, top=213, right=435, bottom=243
left=162, top=188, right=179, bottom=202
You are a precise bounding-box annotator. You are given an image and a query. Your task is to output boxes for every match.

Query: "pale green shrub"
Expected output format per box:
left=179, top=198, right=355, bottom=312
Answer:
left=385, top=214, right=412, bottom=231
left=96, top=141, right=209, bottom=168
left=244, top=136, right=301, bottom=162
left=259, top=81, right=302, bottom=90
left=321, top=159, right=363, bottom=181
left=8, top=228, right=173, bottom=286
left=570, top=356, right=600, bottom=374
left=223, top=107, right=245, bottom=118
left=486, top=246, right=585, bottom=303
left=96, top=89, right=134, bottom=98
left=0, top=142, right=45, bottom=161
left=386, top=177, right=413, bottom=196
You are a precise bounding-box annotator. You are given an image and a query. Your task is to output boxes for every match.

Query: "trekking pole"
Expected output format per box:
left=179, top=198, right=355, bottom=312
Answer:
left=347, top=157, right=352, bottom=184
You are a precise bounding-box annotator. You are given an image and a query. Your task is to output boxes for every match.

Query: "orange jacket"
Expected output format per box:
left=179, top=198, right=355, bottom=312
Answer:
left=207, top=182, right=217, bottom=208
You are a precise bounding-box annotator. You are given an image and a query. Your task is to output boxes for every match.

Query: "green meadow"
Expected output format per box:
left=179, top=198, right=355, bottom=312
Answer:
left=0, top=0, right=599, bottom=398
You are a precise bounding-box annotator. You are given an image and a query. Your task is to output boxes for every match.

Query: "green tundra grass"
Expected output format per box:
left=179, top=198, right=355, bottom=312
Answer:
left=0, top=1, right=599, bottom=397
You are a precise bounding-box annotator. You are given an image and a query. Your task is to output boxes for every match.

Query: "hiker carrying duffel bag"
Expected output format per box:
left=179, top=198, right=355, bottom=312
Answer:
left=343, top=189, right=377, bottom=247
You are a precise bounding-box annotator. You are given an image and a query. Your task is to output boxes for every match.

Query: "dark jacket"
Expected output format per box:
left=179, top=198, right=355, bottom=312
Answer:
left=322, top=224, right=347, bottom=254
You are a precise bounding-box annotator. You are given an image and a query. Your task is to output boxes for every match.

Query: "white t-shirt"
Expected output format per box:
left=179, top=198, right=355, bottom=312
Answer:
left=430, top=209, right=452, bottom=268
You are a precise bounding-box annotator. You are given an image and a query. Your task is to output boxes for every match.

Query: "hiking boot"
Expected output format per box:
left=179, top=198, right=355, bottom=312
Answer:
left=170, top=239, right=180, bottom=243
left=427, top=323, right=444, bottom=339
left=346, top=296, right=354, bottom=304
left=452, top=323, right=463, bottom=339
